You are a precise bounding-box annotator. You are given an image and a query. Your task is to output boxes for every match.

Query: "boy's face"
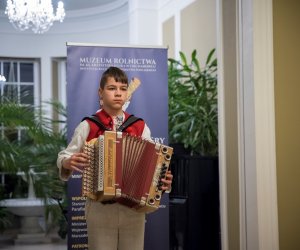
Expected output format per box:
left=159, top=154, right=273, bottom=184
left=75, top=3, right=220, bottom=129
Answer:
left=98, top=76, right=128, bottom=114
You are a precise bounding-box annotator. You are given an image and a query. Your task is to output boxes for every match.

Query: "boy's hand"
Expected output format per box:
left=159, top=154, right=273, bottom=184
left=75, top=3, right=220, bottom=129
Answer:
left=161, top=170, right=173, bottom=192
left=63, top=153, right=89, bottom=173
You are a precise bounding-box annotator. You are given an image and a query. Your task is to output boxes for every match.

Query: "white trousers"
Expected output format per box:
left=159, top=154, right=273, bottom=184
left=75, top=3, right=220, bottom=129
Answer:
left=85, top=199, right=145, bottom=250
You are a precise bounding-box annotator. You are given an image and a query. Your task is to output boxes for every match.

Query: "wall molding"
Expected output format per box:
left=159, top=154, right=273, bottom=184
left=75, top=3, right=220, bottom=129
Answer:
left=252, top=0, right=279, bottom=249
left=238, top=0, right=279, bottom=248
left=218, top=0, right=279, bottom=249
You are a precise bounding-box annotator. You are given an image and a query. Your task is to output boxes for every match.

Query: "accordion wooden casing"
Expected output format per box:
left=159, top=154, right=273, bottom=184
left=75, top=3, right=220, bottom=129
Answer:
left=82, top=131, right=173, bottom=213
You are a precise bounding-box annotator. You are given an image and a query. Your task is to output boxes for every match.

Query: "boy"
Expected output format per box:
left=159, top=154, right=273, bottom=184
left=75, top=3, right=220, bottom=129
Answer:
left=57, top=66, right=172, bottom=250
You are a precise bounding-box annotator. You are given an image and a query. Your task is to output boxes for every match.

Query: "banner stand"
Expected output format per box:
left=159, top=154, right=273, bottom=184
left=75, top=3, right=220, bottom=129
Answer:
left=66, top=43, right=169, bottom=250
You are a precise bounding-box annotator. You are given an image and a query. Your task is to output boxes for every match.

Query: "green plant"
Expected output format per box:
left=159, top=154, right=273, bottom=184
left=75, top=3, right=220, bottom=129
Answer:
left=0, top=207, right=12, bottom=233
left=168, top=49, right=218, bottom=156
left=0, top=98, right=68, bottom=235
left=0, top=186, right=12, bottom=233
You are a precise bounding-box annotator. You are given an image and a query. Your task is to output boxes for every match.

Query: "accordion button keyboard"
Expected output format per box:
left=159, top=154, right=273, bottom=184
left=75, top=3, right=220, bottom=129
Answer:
left=160, top=169, right=167, bottom=176
left=157, top=182, right=163, bottom=191
left=161, top=163, right=168, bottom=170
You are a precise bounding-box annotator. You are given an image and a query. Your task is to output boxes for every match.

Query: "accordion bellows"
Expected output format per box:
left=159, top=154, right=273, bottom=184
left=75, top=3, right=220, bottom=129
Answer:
left=82, top=131, right=173, bottom=213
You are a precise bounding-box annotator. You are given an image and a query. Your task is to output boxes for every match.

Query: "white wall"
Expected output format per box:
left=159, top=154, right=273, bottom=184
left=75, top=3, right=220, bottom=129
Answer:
left=0, top=2, right=130, bottom=102
left=0, top=0, right=211, bottom=102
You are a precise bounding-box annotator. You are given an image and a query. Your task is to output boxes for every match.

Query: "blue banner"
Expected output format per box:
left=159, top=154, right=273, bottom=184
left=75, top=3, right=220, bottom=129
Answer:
left=66, top=44, right=169, bottom=250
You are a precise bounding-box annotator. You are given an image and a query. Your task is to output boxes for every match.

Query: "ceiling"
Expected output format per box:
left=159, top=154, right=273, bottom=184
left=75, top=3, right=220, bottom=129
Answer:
left=60, top=0, right=116, bottom=11
left=0, top=0, right=129, bottom=33
left=0, top=0, right=126, bottom=12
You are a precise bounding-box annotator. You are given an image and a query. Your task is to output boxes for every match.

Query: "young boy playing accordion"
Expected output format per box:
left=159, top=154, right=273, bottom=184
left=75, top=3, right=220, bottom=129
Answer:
left=57, top=66, right=173, bottom=250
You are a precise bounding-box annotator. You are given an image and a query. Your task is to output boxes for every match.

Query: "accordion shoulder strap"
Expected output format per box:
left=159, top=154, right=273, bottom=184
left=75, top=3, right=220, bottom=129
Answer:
left=82, top=115, right=111, bottom=131
left=117, top=115, right=143, bottom=132
left=82, top=114, right=143, bottom=132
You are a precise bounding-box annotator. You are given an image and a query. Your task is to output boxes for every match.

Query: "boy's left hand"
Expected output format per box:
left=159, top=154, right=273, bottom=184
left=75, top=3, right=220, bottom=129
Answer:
left=161, top=170, right=173, bottom=192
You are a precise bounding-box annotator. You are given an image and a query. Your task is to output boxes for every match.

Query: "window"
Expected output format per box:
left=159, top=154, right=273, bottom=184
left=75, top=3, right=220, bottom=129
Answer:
left=0, top=58, right=40, bottom=141
left=52, top=57, right=67, bottom=130
left=0, top=58, right=40, bottom=193
left=0, top=59, right=39, bottom=106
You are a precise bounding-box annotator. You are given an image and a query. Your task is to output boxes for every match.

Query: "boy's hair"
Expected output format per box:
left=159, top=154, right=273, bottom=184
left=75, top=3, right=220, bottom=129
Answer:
left=99, top=67, right=128, bottom=89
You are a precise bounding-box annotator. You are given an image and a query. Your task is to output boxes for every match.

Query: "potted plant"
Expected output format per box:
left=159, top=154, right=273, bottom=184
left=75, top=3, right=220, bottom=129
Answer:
left=168, top=48, right=218, bottom=156
left=168, top=49, right=220, bottom=250
left=0, top=99, right=68, bottom=240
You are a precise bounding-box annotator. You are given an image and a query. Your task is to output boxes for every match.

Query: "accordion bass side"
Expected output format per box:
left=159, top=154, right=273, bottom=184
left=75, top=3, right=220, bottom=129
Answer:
left=82, top=131, right=173, bottom=213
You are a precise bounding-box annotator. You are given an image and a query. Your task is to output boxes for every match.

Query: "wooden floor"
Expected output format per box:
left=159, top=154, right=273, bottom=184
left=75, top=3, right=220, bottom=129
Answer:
left=0, top=232, right=67, bottom=250
left=0, top=242, right=67, bottom=250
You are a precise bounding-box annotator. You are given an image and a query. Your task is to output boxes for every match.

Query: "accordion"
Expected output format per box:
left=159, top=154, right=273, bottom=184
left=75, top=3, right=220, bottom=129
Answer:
left=82, top=131, right=173, bottom=213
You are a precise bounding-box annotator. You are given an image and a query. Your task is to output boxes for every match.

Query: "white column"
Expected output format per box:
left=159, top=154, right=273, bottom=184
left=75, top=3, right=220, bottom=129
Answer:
left=252, top=0, right=279, bottom=249
left=218, top=0, right=279, bottom=249
left=57, top=59, right=67, bottom=108
left=40, top=56, right=52, bottom=103
left=239, top=0, right=279, bottom=249
left=40, top=56, right=52, bottom=119
left=128, top=0, right=160, bottom=45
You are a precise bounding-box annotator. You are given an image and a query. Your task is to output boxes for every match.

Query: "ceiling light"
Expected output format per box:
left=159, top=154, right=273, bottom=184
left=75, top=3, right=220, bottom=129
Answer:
left=0, top=75, right=6, bottom=82
left=5, top=0, right=66, bottom=34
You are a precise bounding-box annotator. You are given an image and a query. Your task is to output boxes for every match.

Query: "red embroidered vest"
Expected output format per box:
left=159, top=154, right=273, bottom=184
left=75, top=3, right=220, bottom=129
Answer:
left=85, top=109, right=145, bottom=142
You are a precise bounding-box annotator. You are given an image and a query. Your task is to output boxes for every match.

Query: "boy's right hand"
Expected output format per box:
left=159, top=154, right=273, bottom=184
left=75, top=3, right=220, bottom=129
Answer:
left=62, top=153, right=89, bottom=173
